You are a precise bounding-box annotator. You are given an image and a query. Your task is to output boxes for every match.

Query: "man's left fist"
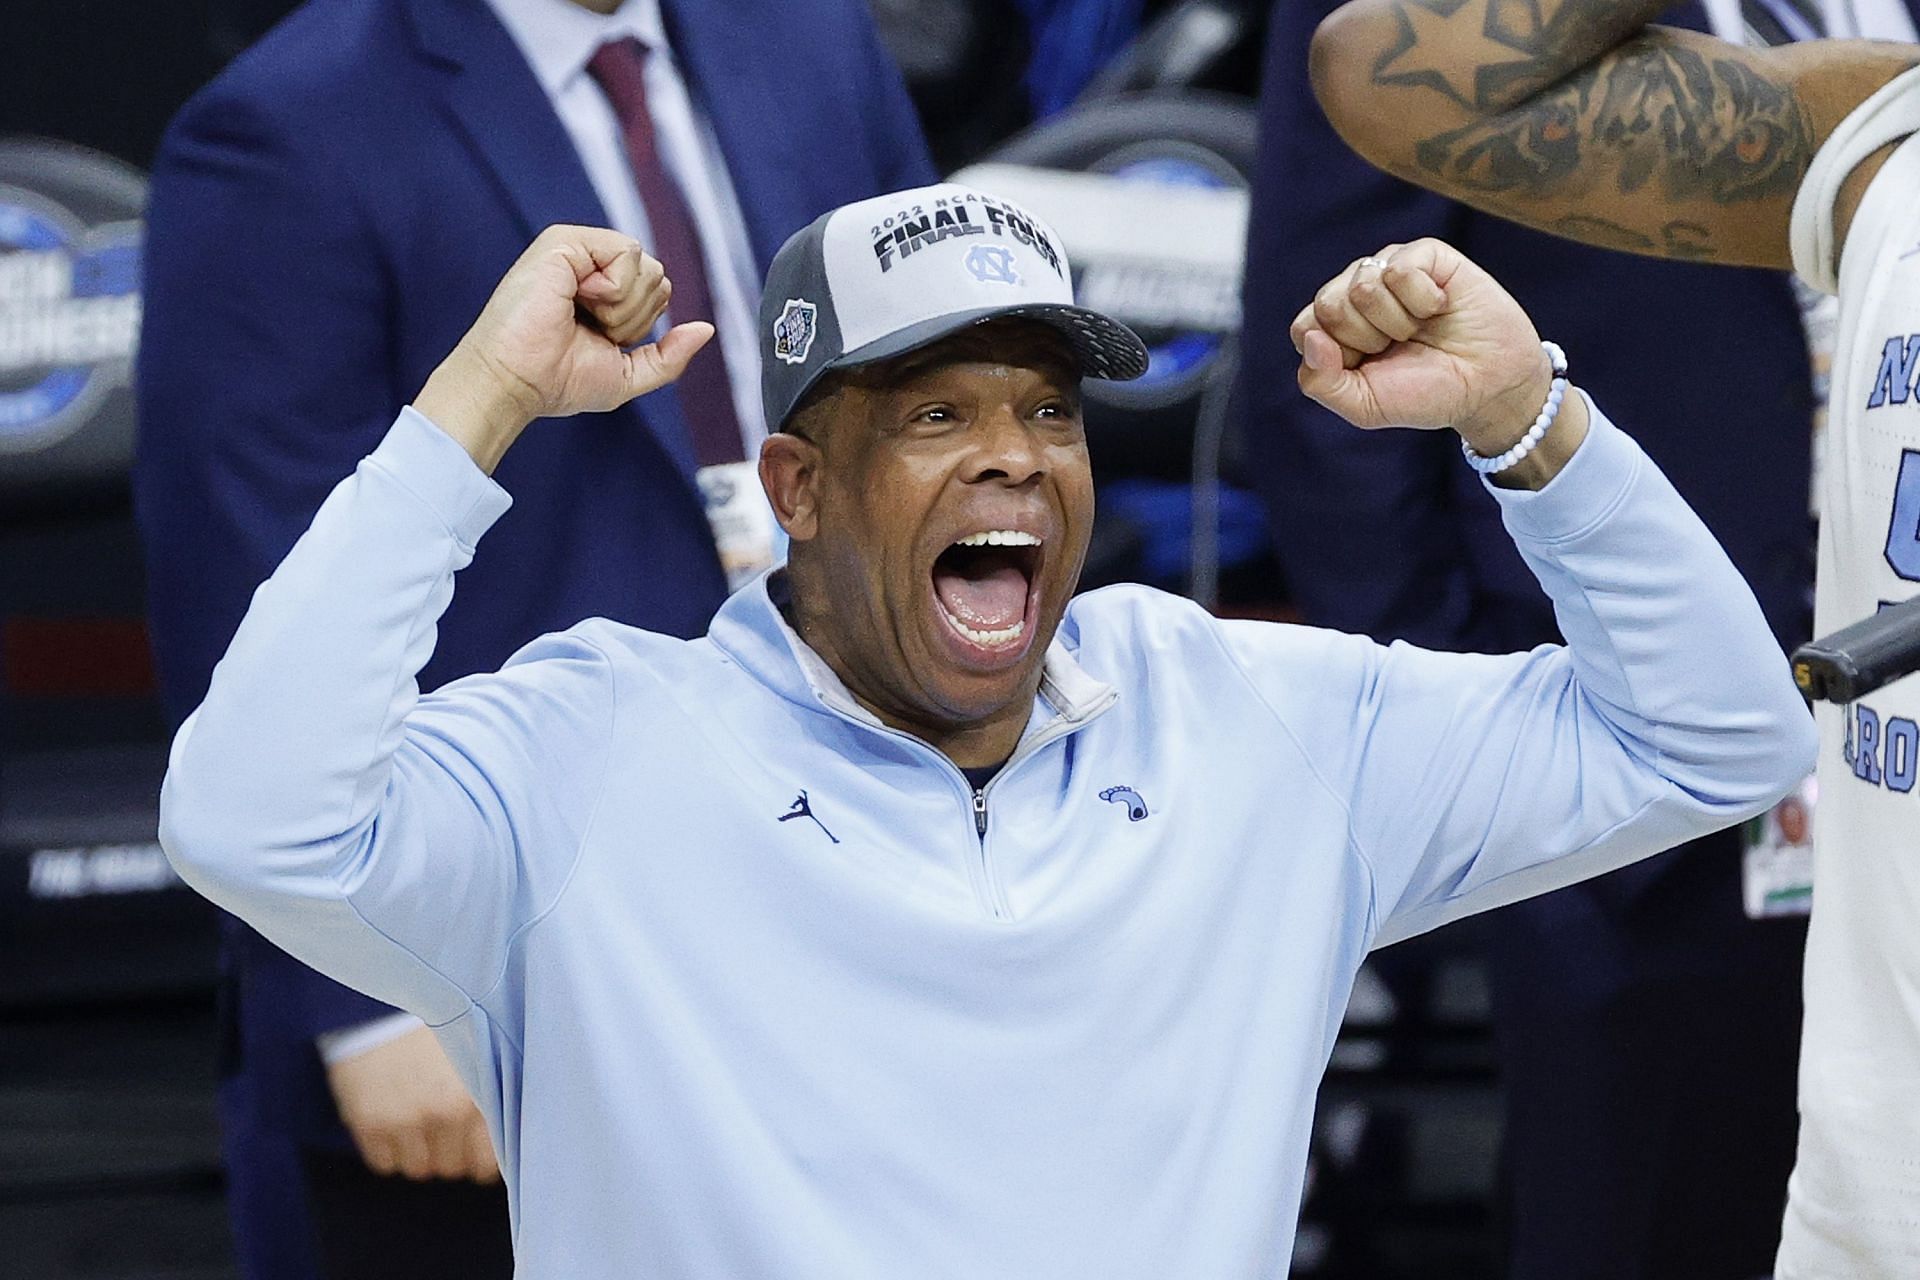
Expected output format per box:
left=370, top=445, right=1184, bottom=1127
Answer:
left=1288, top=238, right=1552, bottom=454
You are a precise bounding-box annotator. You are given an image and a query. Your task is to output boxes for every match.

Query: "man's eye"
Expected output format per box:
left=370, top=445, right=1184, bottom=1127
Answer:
left=913, top=405, right=955, bottom=424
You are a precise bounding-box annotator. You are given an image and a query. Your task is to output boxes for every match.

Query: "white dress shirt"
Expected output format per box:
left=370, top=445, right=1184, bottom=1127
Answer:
left=486, top=0, right=768, bottom=449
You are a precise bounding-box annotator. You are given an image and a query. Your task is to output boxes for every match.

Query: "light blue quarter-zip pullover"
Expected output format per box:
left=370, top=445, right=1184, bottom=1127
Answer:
left=160, top=397, right=1814, bottom=1278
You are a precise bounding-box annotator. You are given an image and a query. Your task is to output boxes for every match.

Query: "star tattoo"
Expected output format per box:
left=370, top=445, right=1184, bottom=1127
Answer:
left=1372, top=0, right=1487, bottom=110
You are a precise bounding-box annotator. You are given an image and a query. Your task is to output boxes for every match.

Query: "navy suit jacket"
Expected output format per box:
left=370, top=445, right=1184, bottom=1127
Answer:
left=135, top=0, right=933, bottom=1144
left=1239, top=0, right=1897, bottom=936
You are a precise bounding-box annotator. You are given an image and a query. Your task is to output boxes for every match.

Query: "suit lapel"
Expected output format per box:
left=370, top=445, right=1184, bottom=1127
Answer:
left=401, top=0, right=701, bottom=483
left=404, top=0, right=607, bottom=240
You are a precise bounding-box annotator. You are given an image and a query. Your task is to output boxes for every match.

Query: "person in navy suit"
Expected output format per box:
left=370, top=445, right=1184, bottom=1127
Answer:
left=1236, top=0, right=1918, bottom=1274
left=134, top=1, right=932, bottom=1276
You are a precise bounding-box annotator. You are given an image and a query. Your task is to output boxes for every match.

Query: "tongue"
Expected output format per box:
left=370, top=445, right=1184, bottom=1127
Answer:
left=934, top=553, right=1029, bottom=631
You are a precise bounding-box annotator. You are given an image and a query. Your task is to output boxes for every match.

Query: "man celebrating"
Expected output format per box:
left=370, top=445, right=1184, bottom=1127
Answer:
left=1307, top=6, right=1920, bottom=1271
left=159, top=185, right=1812, bottom=1275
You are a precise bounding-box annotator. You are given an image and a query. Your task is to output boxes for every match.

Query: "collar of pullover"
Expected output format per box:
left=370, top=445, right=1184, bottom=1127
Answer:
left=707, top=569, right=1117, bottom=737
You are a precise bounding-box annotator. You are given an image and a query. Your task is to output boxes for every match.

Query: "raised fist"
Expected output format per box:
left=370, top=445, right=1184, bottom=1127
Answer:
left=415, top=225, right=713, bottom=472
left=1289, top=238, right=1555, bottom=458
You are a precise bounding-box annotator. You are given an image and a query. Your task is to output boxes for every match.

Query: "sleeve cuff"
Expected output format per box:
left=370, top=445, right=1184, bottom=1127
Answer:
left=1485, top=390, right=1641, bottom=546
left=316, top=1011, right=427, bottom=1065
left=364, top=406, right=515, bottom=547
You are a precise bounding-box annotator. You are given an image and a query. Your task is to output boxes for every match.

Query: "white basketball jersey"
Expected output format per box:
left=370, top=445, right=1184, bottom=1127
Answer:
left=1778, top=65, right=1920, bottom=1278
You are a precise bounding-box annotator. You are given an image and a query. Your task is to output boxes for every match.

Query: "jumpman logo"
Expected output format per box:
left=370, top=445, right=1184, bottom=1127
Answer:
left=779, top=790, right=840, bottom=844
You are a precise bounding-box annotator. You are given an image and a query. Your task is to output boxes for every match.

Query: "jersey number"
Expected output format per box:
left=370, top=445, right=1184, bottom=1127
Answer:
left=1889, top=450, right=1920, bottom=584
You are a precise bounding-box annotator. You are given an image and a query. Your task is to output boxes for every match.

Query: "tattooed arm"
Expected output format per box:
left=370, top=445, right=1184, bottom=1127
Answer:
left=1311, top=0, right=1919, bottom=268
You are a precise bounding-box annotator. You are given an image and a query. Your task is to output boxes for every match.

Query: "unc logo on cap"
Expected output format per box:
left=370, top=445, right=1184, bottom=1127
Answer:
left=772, top=297, right=817, bottom=365
left=964, top=245, right=1020, bottom=286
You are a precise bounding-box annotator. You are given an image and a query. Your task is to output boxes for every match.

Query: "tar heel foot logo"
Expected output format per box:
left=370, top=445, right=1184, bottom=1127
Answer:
left=1100, top=785, right=1149, bottom=822
left=779, top=790, right=840, bottom=843
left=772, top=298, right=817, bottom=365
left=964, top=244, right=1020, bottom=286
left=0, top=140, right=145, bottom=457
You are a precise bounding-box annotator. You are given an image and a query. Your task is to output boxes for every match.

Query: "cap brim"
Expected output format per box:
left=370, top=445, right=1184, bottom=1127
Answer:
left=831, top=303, right=1149, bottom=383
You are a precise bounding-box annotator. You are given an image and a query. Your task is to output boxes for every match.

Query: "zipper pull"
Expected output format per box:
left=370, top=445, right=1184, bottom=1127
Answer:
left=972, top=789, right=989, bottom=839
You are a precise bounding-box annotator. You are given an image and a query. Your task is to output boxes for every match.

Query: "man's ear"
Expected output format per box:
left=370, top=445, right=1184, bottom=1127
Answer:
left=759, top=432, right=821, bottom=541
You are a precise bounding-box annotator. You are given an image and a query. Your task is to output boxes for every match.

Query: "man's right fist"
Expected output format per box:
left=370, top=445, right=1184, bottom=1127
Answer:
left=415, top=225, right=714, bottom=473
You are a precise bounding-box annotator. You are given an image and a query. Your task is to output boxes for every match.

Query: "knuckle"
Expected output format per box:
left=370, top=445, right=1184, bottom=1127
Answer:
left=349, top=1115, right=389, bottom=1141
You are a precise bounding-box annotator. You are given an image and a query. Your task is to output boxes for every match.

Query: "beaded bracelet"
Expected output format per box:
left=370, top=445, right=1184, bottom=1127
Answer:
left=1461, top=341, right=1570, bottom=475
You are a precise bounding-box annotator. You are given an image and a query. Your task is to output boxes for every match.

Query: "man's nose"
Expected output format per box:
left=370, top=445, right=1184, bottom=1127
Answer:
left=964, top=405, right=1046, bottom=485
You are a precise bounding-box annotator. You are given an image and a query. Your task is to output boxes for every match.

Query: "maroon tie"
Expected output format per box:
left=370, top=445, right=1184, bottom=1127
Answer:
left=586, top=36, right=744, bottom=466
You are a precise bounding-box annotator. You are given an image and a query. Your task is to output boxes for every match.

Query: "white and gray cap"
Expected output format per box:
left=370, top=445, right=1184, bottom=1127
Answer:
left=758, top=183, right=1148, bottom=431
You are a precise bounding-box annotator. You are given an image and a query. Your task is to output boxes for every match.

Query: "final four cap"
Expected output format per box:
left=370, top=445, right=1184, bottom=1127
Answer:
left=757, top=183, right=1149, bottom=431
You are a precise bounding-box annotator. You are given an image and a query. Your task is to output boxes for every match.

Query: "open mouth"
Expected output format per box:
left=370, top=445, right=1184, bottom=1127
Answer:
left=930, top=531, right=1043, bottom=660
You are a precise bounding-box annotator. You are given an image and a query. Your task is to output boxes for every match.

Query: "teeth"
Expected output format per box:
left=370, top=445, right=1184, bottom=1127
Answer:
left=954, top=530, right=1041, bottom=548
left=940, top=606, right=1026, bottom=648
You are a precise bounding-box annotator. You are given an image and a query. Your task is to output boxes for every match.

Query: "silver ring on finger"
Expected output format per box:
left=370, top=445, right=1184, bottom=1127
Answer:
left=1357, top=256, right=1387, bottom=272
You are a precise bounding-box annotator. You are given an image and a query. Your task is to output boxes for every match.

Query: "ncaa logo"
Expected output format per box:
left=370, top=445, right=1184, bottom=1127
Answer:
left=964, top=245, right=1019, bottom=286
left=772, top=297, right=817, bottom=365
left=0, top=166, right=142, bottom=456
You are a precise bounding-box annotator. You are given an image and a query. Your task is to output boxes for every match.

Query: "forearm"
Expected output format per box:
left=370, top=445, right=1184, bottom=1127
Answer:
left=159, top=409, right=511, bottom=1020
left=1314, top=0, right=1669, bottom=118
left=1492, top=395, right=1812, bottom=802
left=1362, top=396, right=1816, bottom=942
left=1311, top=1, right=1911, bottom=266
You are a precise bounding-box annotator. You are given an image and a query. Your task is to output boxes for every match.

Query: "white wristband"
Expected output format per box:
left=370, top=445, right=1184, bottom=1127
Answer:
left=1461, top=341, right=1569, bottom=475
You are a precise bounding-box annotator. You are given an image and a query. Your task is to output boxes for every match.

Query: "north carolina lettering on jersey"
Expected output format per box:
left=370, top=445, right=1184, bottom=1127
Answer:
left=870, top=199, right=1065, bottom=278
left=1842, top=699, right=1920, bottom=794
left=1867, top=334, right=1920, bottom=409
